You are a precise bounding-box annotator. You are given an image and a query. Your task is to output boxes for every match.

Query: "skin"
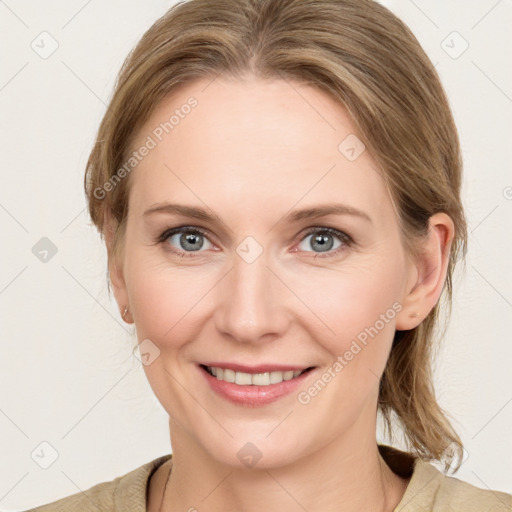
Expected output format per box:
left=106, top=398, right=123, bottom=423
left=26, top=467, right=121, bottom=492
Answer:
left=107, top=74, right=454, bottom=512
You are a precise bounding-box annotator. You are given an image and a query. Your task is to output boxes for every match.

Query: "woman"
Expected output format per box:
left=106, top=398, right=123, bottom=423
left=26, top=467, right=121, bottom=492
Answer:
left=26, top=0, right=512, bottom=510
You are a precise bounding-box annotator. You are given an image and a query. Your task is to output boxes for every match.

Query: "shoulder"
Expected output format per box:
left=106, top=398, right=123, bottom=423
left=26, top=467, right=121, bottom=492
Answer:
left=396, top=457, right=512, bottom=512
left=22, top=454, right=172, bottom=512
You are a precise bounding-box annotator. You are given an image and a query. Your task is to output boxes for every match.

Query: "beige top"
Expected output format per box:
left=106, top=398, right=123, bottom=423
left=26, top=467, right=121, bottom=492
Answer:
left=24, top=445, right=512, bottom=511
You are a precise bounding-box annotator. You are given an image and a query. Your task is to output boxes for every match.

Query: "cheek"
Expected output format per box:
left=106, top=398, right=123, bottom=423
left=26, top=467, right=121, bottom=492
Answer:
left=123, top=242, right=224, bottom=356
left=288, top=255, right=404, bottom=357
left=127, top=266, right=204, bottom=342
left=124, top=261, right=214, bottom=419
left=290, top=260, right=404, bottom=432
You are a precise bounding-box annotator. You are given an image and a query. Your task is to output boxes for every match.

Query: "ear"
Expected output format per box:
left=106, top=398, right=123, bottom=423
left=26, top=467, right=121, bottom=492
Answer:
left=395, top=212, right=455, bottom=331
left=104, top=214, right=132, bottom=323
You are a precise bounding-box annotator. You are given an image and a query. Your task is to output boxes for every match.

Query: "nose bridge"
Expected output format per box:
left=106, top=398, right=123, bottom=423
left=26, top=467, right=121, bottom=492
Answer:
left=214, top=244, right=288, bottom=343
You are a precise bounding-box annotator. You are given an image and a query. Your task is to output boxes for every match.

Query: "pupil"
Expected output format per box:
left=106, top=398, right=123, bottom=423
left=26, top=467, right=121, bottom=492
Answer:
left=181, top=232, right=203, bottom=251
left=313, top=234, right=333, bottom=252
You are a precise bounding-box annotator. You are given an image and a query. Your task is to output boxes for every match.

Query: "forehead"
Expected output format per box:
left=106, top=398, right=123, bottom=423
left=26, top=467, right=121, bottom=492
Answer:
left=127, top=75, right=395, bottom=223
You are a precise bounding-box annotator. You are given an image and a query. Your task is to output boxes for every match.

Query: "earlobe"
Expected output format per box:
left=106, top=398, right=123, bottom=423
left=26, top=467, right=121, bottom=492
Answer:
left=395, top=213, right=455, bottom=331
left=121, top=306, right=132, bottom=323
left=104, top=215, right=132, bottom=323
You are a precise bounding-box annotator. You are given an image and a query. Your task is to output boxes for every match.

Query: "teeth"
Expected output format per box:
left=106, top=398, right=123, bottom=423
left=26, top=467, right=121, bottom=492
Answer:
left=206, top=366, right=306, bottom=386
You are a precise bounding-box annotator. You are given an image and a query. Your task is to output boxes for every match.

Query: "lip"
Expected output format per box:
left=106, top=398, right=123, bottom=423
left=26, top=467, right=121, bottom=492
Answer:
left=200, top=361, right=310, bottom=373
left=198, top=363, right=316, bottom=407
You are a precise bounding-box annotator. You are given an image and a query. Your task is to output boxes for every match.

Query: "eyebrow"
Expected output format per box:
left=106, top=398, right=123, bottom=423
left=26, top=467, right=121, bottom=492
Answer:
left=143, top=202, right=372, bottom=224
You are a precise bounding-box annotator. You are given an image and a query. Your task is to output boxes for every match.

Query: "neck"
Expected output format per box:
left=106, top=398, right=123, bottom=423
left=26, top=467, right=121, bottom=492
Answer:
left=160, top=419, right=409, bottom=512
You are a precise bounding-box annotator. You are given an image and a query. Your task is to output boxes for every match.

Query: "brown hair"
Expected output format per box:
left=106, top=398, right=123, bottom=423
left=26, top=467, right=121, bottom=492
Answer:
left=84, top=0, right=467, bottom=471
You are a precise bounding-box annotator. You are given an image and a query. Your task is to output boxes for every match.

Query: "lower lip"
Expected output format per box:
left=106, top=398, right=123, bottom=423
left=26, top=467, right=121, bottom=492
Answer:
left=199, top=365, right=315, bottom=407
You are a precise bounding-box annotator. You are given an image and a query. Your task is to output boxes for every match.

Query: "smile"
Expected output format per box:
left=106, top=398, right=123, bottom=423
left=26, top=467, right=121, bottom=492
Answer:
left=198, top=363, right=317, bottom=406
left=202, top=365, right=313, bottom=386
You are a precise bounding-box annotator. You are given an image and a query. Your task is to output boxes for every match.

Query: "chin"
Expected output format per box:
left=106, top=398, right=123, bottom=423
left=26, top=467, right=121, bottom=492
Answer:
left=192, top=427, right=311, bottom=471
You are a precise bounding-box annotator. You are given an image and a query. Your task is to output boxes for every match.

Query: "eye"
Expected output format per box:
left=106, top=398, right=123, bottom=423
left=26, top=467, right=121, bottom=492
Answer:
left=296, top=227, right=352, bottom=257
left=157, top=225, right=352, bottom=259
left=158, top=226, right=213, bottom=256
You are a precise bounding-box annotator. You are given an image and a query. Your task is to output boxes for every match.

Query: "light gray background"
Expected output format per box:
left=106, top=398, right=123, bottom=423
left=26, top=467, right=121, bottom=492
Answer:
left=1, top=1, right=511, bottom=510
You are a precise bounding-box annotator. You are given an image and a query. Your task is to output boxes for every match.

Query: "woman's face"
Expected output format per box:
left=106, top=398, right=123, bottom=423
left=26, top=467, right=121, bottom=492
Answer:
left=111, top=75, right=420, bottom=468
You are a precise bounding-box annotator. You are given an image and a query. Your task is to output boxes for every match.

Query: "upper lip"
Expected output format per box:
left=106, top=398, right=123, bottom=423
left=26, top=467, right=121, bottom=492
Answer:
left=200, top=362, right=314, bottom=373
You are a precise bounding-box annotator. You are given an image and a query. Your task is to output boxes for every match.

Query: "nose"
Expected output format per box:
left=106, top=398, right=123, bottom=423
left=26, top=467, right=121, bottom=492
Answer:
left=213, top=247, right=291, bottom=345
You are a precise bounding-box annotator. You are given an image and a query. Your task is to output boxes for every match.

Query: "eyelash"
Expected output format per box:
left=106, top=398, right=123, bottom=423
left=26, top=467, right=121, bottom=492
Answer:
left=156, top=225, right=353, bottom=259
